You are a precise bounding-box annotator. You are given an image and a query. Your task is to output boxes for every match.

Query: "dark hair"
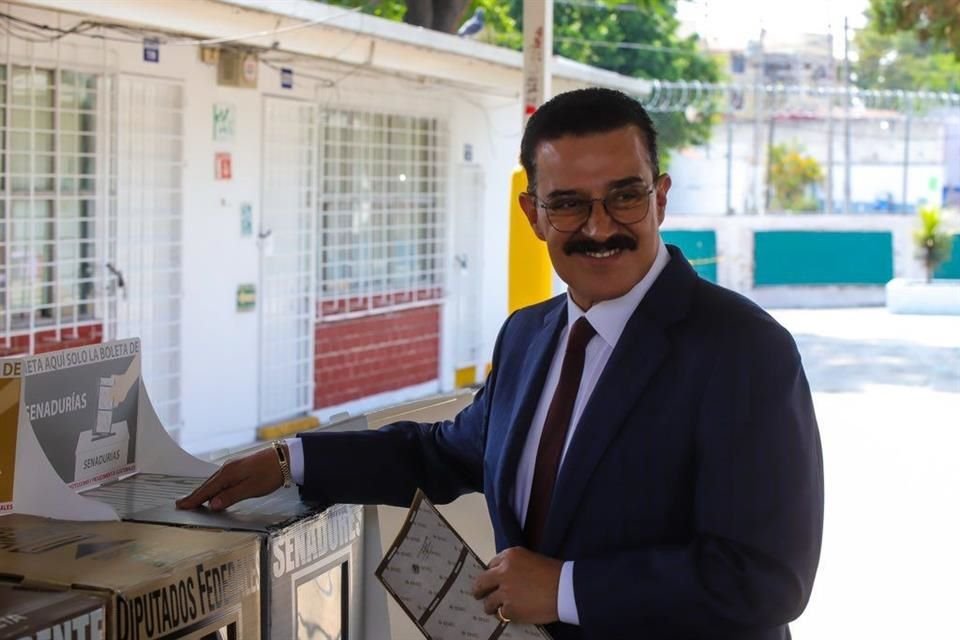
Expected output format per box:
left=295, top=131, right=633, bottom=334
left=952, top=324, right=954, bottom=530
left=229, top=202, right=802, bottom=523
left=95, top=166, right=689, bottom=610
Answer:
left=520, top=87, right=660, bottom=190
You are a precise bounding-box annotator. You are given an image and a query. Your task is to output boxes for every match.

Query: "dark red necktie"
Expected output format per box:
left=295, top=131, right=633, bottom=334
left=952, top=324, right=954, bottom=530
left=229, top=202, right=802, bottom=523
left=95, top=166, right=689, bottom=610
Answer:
left=525, top=316, right=596, bottom=550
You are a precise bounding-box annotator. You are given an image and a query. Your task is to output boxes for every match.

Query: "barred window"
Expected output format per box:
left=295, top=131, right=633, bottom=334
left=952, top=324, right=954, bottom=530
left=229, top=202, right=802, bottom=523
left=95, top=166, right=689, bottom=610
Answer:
left=0, top=65, right=100, bottom=336
left=318, top=109, right=447, bottom=318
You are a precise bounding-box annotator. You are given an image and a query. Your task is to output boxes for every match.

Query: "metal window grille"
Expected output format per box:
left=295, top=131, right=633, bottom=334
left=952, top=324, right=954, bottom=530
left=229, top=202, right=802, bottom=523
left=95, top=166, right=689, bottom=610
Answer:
left=0, top=62, right=111, bottom=353
left=259, top=97, right=317, bottom=424
left=318, top=109, right=447, bottom=319
left=110, top=76, right=184, bottom=432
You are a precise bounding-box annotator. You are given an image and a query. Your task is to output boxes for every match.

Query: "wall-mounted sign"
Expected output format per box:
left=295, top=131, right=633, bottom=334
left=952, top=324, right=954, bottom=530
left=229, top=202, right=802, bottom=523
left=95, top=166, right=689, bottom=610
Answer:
left=237, top=284, right=256, bottom=312
left=281, top=68, right=293, bottom=89
left=240, top=203, right=253, bottom=237
left=143, top=38, right=160, bottom=63
left=215, top=152, right=232, bottom=181
left=213, top=103, right=236, bottom=142
left=463, top=143, right=474, bottom=162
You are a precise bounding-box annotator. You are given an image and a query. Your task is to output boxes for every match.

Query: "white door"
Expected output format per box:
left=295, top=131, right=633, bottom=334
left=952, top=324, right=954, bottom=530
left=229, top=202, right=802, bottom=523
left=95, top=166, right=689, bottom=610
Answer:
left=258, top=97, right=317, bottom=425
left=111, top=75, right=185, bottom=434
left=452, top=163, right=484, bottom=385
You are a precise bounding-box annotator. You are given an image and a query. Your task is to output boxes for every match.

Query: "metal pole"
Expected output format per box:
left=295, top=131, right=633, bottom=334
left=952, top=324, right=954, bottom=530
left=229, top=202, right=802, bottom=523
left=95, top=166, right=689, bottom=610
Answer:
left=750, top=31, right=765, bottom=214
left=509, top=0, right=554, bottom=312
left=843, top=17, right=852, bottom=213
left=725, top=103, right=734, bottom=214
left=902, top=110, right=912, bottom=213
left=522, top=0, right=553, bottom=130
left=765, top=114, right=777, bottom=211
left=825, top=34, right=834, bottom=214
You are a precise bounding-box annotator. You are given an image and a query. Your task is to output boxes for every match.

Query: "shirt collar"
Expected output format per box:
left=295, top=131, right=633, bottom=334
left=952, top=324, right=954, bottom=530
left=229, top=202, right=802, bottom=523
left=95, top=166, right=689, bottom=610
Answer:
left=566, top=238, right=671, bottom=349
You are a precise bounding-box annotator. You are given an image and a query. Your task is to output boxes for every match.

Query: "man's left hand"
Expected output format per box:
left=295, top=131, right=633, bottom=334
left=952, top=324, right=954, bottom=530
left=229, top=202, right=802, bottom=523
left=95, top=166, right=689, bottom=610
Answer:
left=472, top=547, right=562, bottom=625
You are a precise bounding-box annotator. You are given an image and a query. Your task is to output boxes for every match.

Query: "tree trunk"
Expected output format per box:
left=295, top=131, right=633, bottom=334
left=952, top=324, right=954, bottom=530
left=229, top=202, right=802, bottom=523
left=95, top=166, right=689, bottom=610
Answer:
left=403, top=0, right=433, bottom=28
left=431, top=0, right=471, bottom=33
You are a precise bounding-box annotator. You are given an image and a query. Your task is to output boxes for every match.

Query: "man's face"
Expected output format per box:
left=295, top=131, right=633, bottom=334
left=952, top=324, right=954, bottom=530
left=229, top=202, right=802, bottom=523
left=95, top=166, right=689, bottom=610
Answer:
left=519, top=125, right=671, bottom=310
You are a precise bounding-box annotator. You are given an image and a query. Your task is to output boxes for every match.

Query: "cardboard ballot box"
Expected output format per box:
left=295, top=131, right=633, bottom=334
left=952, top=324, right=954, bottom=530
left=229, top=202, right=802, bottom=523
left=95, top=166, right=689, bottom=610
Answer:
left=2, top=339, right=366, bottom=639
left=85, top=475, right=364, bottom=640
left=0, top=514, right=261, bottom=640
left=0, top=584, right=106, bottom=640
left=0, top=339, right=220, bottom=522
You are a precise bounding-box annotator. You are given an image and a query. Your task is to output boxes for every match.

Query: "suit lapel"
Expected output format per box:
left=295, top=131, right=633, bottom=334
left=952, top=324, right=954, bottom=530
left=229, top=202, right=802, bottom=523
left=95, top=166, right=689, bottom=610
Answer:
left=539, top=246, right=698, bottom=556
left=539, top=310, right=668, bottom=555
left=493, top=302, right=566, bottom=545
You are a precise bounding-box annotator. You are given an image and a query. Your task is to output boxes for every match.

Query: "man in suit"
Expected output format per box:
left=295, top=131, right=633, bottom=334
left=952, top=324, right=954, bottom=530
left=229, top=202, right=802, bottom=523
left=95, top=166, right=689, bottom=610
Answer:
left=179, top=88, right=823, bottom=639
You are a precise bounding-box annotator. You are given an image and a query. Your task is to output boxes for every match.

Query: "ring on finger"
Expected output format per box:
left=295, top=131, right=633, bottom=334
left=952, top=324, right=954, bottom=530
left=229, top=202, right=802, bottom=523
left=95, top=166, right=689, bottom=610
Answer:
left=496, top=605, right=511, bottom=624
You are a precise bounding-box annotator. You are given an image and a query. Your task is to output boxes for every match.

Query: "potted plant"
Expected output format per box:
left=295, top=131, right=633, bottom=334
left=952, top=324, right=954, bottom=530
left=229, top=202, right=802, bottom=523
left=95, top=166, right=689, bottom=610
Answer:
left=913, top=206, right=953, bottom=283
left=887, top=206, right=959, bottom=314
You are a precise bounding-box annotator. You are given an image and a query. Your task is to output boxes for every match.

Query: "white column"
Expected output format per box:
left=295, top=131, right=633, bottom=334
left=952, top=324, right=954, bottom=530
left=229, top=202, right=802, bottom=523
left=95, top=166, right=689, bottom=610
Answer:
left=522, top=0, right=553, bottom=128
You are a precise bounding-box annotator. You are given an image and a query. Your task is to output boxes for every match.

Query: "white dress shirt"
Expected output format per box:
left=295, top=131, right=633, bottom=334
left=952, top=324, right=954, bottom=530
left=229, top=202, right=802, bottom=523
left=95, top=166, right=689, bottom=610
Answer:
left=513, top=239, right=669, bottom=625
left=288, top=239, right=671, bottom=626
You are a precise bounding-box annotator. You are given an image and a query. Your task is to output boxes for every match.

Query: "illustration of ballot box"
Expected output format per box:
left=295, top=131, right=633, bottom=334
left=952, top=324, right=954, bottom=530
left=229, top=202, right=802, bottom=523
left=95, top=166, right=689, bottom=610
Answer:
left=0, top=514, right=261, bottom=640
left=0, top=584, right=106, bottom=640
left=74, top=421, right=130, bottom=486
left=84, top=474, right=364, bottom=640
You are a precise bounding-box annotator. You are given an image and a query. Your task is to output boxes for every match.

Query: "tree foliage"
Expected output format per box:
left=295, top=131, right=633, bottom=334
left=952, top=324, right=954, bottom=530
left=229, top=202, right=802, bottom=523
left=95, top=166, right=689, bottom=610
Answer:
left=855, top=5, right=960, bottom=90
left=321, top=0, right=722, bottom=156
left=768, top=143, right=824, bottom=213
left=868, top=0, right=960, bottom=59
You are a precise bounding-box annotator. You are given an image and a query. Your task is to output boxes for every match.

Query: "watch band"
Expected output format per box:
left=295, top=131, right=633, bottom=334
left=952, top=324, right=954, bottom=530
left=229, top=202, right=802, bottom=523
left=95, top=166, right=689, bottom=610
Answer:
left=272, top=440, right=293, bottom=488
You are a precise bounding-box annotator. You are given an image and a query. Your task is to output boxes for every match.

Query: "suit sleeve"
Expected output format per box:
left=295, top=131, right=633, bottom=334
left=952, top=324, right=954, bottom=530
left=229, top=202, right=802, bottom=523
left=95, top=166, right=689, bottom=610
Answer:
left=574, top=320, right=824, bottom=636
left=297, top=313, right=513, bottom=508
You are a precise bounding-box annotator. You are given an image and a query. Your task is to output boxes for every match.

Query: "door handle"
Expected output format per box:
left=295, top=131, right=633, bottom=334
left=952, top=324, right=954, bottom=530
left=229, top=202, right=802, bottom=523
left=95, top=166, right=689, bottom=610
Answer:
left=106, top=262, right=127, bottom=300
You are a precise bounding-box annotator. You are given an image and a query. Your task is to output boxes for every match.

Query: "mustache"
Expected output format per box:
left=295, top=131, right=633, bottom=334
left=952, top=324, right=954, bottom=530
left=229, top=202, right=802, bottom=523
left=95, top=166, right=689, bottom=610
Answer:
left=563, top=234, right=637, bottom=256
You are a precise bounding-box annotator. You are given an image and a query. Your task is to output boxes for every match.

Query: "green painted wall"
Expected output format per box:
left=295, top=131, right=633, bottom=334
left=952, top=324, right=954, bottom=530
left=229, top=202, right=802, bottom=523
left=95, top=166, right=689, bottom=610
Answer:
left=754, top=230, right=893, bottom=286
left=662, top=230, right=717, bottom=282
left=934, top=234, right=960, bottom=280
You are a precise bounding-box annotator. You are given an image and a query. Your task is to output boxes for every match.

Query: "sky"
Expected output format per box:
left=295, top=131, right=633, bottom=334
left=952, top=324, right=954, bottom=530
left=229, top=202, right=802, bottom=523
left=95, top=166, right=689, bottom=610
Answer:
left=676, top=0, right=870, bottom=58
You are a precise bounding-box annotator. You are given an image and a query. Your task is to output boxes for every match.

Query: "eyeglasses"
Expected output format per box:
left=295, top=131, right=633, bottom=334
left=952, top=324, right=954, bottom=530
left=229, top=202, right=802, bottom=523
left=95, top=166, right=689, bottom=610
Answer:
left=531, top=183, right=655, bottom=232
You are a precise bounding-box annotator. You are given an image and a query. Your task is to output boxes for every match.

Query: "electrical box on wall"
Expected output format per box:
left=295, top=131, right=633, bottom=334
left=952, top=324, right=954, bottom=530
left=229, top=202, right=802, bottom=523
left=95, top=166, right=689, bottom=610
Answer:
left=218, top=49, right=258, bottom=88
left=199, top=46, right=220, bottom=65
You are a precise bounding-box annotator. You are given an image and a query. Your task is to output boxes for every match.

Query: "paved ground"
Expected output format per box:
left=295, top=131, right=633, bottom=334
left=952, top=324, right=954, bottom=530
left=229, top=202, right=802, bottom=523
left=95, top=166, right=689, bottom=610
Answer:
left=769, top=308, right=960, bottom=639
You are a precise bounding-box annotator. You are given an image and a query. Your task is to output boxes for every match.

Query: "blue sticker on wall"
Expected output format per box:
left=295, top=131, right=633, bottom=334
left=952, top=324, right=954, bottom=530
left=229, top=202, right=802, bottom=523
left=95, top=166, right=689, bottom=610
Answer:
left=281, top=68, right=293, bottom=89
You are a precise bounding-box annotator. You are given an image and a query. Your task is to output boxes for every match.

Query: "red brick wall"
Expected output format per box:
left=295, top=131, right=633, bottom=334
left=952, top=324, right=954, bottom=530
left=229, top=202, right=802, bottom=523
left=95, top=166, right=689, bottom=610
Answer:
left=314, top=305, right=440, bottom=408
left=0, top=323, right=103, bottom=357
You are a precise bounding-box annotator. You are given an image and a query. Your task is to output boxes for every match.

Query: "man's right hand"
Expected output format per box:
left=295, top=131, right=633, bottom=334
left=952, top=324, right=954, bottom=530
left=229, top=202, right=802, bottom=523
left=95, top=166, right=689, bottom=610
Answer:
left=176, top=447, right=284, bottom=511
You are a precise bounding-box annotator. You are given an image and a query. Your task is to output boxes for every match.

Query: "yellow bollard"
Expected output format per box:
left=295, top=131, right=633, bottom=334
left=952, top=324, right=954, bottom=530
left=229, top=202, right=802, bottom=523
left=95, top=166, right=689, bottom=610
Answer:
left=508, top=166, right=553, bottom=313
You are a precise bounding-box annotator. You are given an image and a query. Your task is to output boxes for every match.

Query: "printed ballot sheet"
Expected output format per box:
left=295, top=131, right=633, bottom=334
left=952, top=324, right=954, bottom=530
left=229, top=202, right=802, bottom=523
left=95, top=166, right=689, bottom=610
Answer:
left=377, top=490, right=552, bottom=640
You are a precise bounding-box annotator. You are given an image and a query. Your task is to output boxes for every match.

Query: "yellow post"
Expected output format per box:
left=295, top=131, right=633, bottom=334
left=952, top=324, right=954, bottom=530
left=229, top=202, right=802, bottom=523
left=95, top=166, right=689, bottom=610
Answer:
left=508, top=166, right=553, bottom=312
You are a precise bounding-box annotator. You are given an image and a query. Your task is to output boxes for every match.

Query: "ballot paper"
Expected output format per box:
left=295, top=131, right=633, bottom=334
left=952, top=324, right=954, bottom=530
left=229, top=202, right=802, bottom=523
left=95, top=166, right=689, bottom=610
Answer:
left=377, top=490, right=552, bottom=640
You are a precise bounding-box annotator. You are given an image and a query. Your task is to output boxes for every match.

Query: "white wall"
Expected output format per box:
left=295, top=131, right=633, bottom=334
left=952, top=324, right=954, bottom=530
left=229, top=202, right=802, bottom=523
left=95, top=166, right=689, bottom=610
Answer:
left=662, top=214, right=922, bottom=308
left=2, top=1, right=544, bottom=451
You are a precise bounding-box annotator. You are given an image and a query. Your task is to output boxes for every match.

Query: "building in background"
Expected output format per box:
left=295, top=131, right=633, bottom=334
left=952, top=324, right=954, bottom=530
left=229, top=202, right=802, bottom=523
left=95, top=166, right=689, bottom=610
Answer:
left=1, top=1, right=956, bottom=454
left=668, top=31, right=952, bottom=216
left=0, top=0, right=647, bottom=453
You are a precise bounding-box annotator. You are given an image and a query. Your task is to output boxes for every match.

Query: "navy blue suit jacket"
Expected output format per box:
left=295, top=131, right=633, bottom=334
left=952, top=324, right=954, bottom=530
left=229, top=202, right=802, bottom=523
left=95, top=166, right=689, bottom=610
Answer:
left=300, top=245, right=824, bottom=639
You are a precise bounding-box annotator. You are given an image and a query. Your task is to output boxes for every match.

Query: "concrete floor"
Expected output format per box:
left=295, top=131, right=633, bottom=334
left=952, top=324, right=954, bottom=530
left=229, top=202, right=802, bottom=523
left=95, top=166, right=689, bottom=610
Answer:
left=770, top=308, right=960, bottom=639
